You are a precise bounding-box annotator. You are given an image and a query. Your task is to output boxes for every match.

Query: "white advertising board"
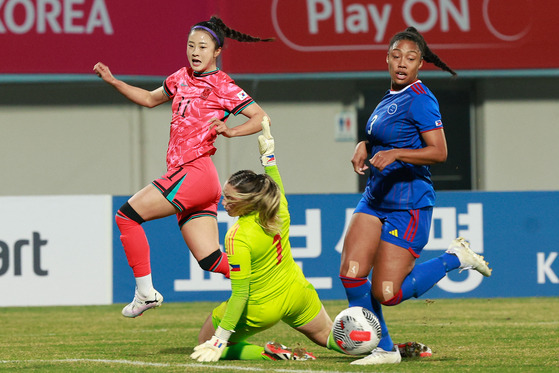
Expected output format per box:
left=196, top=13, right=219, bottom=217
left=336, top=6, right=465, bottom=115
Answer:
left=0, top=196, right=112, bottom=306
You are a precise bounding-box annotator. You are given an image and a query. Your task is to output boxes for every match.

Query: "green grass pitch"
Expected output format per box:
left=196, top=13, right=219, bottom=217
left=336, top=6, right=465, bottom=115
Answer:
left=1, top=297, right=557, bottom=372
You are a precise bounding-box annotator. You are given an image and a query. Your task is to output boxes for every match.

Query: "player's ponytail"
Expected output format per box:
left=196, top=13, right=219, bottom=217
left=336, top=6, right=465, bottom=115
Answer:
left=225, top=170, right=281, bottom=234
left=389, top=27, right=457, bottom=76
left=191, top=16, right=275, bottom=49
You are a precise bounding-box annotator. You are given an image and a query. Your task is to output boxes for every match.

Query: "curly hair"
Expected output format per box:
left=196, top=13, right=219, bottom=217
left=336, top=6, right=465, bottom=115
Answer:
left=224, top=170, right=281, bottom=234
left=389, top=26, right=457, bottom=76
left=191, top=16, right=274, bottom=48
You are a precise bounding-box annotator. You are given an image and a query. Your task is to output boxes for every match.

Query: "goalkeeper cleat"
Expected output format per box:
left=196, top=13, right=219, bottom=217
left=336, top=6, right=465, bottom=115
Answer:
left=264, top=341, right=316, bottom=361
left=446, top=237, right=492, bottom=277
left=396, top=341, right=432, bottom=358
left=121, top=288, right=163, bottom=318
left=350, top=346, right=401, bottom=365
left=264, top=342, right=291, bottom=360
left=293, top=346, right=316, bottom=361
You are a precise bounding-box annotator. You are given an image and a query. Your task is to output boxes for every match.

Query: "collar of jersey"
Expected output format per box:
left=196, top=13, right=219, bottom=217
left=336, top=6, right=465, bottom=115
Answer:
left=389, top=79, right=422, bottom=94
left=193, top=69, right=220, bottom=77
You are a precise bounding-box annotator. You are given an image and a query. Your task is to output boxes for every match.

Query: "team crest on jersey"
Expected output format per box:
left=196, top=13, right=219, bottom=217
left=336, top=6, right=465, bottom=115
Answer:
left=237, top=90, right=248, bottom=100
left=200, top=87, right=212, bottom=100
left=435, top=119, right=443, bottom=126
left=387, top=103, right=398, bottom=115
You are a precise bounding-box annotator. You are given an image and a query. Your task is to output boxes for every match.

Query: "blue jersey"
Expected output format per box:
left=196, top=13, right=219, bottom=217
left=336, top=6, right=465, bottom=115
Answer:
left=363, top=80, right=443, bottom=210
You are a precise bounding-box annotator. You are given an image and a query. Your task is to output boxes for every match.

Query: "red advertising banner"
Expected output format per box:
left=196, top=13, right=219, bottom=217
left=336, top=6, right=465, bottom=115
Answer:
left=0, top=0, right=212, bottom=75
left=1, top=0, right=557, bottom=76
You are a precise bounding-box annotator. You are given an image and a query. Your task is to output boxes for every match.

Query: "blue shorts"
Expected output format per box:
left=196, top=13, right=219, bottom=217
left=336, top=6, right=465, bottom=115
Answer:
left=354, top=198, right=433, bottom=258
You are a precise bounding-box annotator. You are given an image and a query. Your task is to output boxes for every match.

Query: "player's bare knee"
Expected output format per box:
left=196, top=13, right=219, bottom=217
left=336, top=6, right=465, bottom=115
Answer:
left=371, top=281, right=396, bottom=303
left=342, top=260, right=360, bottom=278
left=381, top=281, right=394, bottom=301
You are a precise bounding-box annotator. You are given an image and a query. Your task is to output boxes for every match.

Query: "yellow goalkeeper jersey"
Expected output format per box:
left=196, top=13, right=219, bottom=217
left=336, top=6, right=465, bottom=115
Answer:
left=224, top=165, right=308, bottom=304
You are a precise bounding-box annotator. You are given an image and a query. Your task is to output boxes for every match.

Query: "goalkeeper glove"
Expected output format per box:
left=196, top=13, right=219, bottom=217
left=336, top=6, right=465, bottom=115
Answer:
left=258, top=116, right=276, bottom=166
left=190, top=326, right=233, bottom=362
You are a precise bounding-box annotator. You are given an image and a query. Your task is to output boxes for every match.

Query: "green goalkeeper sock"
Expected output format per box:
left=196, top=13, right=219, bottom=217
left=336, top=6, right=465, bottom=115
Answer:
left=327, top=330, right=346, bottom=354
left=221, top=341, right=268, bottom=360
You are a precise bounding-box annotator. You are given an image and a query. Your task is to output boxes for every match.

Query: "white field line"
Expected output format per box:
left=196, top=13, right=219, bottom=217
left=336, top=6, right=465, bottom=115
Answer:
left=0, top=358, right=348, bottom=373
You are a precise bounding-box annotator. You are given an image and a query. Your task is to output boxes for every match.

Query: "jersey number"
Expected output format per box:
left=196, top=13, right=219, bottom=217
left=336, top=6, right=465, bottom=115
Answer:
left=367, top=114, right=378, bottom=135
left=175, top=97, right=191, bottom=117
left=273, top=234, right=283, bottom=265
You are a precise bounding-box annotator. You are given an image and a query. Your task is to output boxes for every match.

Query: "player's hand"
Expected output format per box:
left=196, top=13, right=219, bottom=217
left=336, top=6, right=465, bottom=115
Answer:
left=93, top=62, right=116, bottom=84
left=258, top=116, right=275, bottom=166
left=209, top=117, right=232, bottom=137
left=370, top=149, right=397, bottom=172
left=190, top=327, right=232, bottom=362
left=190, top=335, right=226, bottom=362
left=351, top=141, right=369, bottom=175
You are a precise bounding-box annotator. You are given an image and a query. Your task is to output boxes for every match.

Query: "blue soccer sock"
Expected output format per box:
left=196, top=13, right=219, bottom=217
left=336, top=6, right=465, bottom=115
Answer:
left=399, top=252, right=461, bottom=301
left=340, top=276, right=394, bottom=352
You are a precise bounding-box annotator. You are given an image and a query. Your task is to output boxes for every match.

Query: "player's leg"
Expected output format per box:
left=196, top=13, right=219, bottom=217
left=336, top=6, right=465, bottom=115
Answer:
left=264, top=284, right=323, bottom=360
left=116, top=184, right=176, bottom=317
left=338, top=212, right=379, bottom=311
left=338, top=209, right=396, bottom=353
left=195, top=301, right=282, bottom=360
left=294, top=305, right=332, bottom=347
left=376, top=209, right=488, bottom=306
left=370, top=240, right=416, bottom=304
left=352, top=208, right=431, bottom=365
left=197, top=312, right=216, bottom=344
left=174, top=157, right=230, bottom=278
left=180, top=215, right=230, bottom=278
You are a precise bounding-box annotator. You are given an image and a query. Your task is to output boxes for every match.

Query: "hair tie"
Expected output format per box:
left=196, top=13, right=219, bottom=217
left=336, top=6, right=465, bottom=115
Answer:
left=192, top=25, right=221, bottom=47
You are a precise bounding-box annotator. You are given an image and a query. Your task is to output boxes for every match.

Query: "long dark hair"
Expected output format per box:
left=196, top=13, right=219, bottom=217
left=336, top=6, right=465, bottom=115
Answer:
left=191, top=16, right=274, bottom=48
left=389, top=27, right=457, bottom=76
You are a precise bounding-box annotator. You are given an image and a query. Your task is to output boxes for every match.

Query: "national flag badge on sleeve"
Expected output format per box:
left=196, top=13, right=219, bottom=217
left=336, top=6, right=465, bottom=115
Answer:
left=237, top=91, right=248, bottom=100
left=435, top=119, right=443, bottom=127
left=230, top=264, right=241, bottom=272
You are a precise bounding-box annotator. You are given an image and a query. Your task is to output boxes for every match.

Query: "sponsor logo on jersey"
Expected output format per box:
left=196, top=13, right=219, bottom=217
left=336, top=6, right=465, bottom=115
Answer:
left=237, top=90, right=248, bottom=100
left=387, top=103, right=398, bottom=115
left=389, top=229, right=398, bottom=237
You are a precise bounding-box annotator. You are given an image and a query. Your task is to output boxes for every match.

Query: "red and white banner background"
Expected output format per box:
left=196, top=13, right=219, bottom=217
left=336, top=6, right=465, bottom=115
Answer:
left=0, top=0, right=555, bottom=76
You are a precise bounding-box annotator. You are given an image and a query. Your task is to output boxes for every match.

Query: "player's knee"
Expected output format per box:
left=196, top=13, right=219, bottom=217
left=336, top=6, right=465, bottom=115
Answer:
left=372, top=281, right=403, bottom=306
left=380, top=288, right=403, bottom=306
left=115, top=202, right=145, bottom=227
left=198, top=249, right=223, bottom=271
left=340, top=260, right=361, bottom=278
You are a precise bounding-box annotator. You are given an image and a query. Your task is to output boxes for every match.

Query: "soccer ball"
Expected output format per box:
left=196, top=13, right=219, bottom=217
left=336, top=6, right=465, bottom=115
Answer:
left=332, top=306, right=382, bottom=355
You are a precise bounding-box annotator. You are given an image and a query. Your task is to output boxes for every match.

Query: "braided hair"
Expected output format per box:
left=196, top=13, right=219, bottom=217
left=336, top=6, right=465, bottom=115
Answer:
left=389, top=27, right=457, bottom=76
left=191, top=16, right=275, bottom=49
left=224, top=170, right=281, bottom=234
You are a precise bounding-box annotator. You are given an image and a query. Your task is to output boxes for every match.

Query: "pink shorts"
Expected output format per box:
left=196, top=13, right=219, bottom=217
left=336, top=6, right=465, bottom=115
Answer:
left=152, top=155, right=221, bottom=227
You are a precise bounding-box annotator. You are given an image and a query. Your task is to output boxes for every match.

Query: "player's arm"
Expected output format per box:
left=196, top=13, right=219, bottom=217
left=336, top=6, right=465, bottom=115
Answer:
left=190, top=242, right=251, bottom=362
left=351, top=141, right=370, bottom=175
left=370, top=128, right=447, bottom=172
left=93, top=62, right=170, bottom=108
left=210, top=103, right=269, bottom=138
left=258, top=116, right=285, bottom=195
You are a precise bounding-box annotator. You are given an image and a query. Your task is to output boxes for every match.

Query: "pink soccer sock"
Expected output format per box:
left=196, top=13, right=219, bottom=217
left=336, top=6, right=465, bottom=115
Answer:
left=199, top=250, right=231, bottom=279
left=212, top=251, right=230, bottom=279
left=116, top=212, right=151, bottom=278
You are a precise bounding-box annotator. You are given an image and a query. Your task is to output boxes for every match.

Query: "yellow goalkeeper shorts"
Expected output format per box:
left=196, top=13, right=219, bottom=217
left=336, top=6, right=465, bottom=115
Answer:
left=211, top=279, right=322, bottom=343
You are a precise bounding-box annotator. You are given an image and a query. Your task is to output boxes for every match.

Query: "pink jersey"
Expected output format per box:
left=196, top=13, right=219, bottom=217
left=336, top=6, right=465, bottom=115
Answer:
left=162, top=67, right=254, bottom=169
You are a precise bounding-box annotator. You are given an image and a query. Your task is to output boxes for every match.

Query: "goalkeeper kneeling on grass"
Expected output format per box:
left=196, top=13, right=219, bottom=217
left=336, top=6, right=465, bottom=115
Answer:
left=190, top=117, right=430, bottom=362
left=190, top=116, right=340, bottom=361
